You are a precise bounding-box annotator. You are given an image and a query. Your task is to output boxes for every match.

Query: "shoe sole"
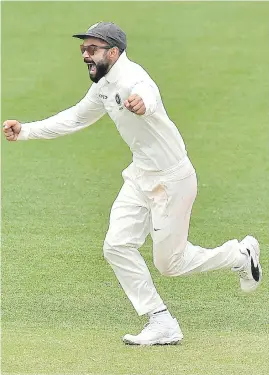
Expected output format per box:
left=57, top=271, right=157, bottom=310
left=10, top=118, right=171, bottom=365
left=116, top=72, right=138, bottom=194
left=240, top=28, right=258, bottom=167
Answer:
left=123, top=337, right=183, bottom=346
left=241, top=263, right=262, bottom=292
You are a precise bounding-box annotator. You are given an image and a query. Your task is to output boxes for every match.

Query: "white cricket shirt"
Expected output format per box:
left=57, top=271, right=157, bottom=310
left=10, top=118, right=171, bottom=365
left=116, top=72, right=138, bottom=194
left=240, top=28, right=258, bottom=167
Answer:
left=18, top=52, right=192, bottom=172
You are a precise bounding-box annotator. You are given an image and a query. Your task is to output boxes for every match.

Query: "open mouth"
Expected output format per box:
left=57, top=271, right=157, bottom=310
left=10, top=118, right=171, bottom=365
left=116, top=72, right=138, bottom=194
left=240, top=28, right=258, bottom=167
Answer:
left=87, top=62, right=96, bottom=74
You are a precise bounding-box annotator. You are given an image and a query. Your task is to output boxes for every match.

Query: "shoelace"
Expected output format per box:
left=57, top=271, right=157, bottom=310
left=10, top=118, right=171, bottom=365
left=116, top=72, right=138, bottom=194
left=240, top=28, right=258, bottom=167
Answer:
left=141, top=317, right=163, bottom=333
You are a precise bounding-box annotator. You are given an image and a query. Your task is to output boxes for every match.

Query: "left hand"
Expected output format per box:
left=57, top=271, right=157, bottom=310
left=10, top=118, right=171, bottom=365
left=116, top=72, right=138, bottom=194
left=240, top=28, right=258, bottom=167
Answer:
left=124, top=94, right=146, bottom=115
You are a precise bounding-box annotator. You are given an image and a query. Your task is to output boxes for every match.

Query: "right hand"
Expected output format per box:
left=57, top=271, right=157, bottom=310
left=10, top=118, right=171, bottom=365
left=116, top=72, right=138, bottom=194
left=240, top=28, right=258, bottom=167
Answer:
left=3, top=120, right=22, bottom=141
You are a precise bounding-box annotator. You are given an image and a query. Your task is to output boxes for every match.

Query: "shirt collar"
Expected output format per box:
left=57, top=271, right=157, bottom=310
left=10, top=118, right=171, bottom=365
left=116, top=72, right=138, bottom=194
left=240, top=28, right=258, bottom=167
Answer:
left=105, top=51, right=128, bottom=83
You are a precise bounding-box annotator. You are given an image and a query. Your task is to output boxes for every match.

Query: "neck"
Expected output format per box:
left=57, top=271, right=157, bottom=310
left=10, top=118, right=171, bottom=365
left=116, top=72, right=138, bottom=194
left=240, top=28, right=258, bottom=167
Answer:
left=107, top=56, right=120, bottom=73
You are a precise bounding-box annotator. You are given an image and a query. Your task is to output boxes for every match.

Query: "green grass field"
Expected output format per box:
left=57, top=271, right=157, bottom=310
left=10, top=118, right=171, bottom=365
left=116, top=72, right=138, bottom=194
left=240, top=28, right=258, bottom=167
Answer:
left=2, top=1, right=269, bottom=374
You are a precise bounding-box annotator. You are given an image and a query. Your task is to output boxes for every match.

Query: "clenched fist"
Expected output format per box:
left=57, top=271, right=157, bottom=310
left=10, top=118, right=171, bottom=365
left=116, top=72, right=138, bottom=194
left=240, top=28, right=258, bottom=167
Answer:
left=3, top=120, right=21, bottom=141
left=124, top=94, right=146, bottom=115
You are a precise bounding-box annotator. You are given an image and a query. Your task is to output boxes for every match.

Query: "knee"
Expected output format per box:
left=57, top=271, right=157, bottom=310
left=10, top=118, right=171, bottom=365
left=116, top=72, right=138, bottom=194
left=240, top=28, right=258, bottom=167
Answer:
left=103, top=238, right=117, bottom=261
left=103, top=237, right=128, bottom=262
left=153, top=254, right=184, bottom=277
left=153, top=256, right=172, bottom=276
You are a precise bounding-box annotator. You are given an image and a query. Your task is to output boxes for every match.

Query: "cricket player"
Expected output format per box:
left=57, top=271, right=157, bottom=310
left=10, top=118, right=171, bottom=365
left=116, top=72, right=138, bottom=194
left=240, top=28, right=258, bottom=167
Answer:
left=3, top=22, right=262, bottom=346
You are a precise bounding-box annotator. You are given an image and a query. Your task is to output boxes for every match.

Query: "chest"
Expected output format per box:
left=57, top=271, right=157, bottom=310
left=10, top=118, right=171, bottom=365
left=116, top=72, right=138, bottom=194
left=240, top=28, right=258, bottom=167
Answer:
left=97, top=83, right=144, bottom=143
left=98, top=85, right=130, bottom=117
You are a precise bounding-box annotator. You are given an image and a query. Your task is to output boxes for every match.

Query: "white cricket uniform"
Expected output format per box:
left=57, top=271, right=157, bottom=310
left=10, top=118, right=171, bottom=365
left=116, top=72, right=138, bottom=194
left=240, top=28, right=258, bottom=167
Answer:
left=18, top=52, right=243, bottom=315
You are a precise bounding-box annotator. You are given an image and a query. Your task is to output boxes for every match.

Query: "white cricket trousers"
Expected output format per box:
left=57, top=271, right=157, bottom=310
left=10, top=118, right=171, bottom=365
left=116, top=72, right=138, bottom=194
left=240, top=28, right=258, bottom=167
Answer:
left=103, top=157, right=243, bottom=316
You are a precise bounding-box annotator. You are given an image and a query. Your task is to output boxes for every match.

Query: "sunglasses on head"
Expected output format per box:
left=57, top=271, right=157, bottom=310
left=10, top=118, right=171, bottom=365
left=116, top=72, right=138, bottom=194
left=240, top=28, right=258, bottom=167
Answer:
left=80, top=44, right=113, bottom=55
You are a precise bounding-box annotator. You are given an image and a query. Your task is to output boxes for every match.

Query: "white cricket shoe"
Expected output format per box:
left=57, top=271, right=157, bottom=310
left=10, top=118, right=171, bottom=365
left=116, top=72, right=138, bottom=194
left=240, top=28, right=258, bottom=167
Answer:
left=122, top=313, right=183, bottom=346
left=232, top=235, right=262, bottom=292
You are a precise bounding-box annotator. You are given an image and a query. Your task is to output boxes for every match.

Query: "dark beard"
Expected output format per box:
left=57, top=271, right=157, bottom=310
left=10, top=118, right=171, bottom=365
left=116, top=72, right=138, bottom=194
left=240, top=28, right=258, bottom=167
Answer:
left=88, top=60, right=110, bottom=83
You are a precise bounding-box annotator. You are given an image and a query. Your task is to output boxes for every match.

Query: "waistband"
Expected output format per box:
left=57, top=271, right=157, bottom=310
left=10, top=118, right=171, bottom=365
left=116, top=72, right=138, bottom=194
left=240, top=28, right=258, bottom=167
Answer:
left=133, top=156, right=194, bottom=177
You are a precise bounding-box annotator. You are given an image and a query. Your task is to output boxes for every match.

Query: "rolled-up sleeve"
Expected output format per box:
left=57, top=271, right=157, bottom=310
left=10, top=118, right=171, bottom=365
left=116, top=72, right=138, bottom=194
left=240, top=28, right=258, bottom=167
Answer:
left=17, top=84, right=106, bottom=140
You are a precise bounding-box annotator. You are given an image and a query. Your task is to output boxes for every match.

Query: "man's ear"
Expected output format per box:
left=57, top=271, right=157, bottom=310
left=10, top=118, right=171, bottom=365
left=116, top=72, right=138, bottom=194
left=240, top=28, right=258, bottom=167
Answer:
left=109, top=46, right=119, bottom=58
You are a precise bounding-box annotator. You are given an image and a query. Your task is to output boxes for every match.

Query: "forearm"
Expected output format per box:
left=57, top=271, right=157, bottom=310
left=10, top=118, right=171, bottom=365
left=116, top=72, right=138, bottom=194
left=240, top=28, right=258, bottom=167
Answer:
left=17, top=85, right=106, bottom=141
left=131, top=81, right=159, bottom=116
left=17, top=106, right=103, bottom=140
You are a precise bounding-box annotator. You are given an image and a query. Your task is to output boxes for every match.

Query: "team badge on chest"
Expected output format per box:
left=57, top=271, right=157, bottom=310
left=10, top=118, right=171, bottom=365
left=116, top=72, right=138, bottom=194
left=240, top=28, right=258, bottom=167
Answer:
left=115, top=93, right=123, bottom=110
left=115, top=93, right=121, bottom=105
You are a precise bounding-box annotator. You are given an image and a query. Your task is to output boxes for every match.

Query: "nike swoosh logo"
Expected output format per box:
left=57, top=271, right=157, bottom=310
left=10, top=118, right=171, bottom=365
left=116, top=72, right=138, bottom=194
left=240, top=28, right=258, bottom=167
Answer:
left=250, top=257, right=260, bottom=282
left=154, top=228, right=161, bottom=231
